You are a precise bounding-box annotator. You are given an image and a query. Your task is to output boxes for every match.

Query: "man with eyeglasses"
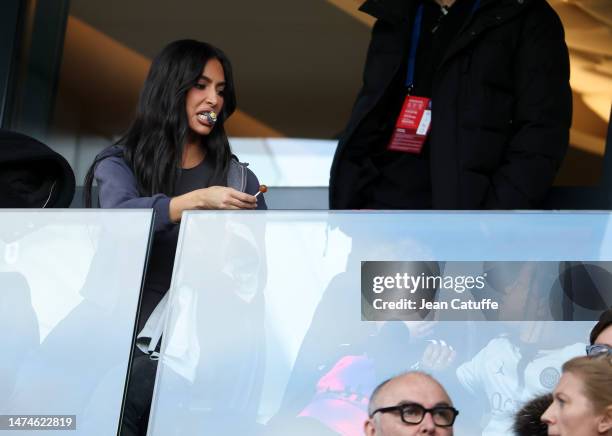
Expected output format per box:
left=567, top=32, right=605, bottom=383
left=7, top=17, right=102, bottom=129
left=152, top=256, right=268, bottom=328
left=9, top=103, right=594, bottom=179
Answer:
left=364, top=372, right=458, bottom=435
left=586, top=307, right=612, bottom=357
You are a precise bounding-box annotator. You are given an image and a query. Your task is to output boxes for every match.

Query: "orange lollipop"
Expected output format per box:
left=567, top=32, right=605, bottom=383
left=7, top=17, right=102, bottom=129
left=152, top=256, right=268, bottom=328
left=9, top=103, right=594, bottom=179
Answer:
left=254, top=184, right=267, bottom=197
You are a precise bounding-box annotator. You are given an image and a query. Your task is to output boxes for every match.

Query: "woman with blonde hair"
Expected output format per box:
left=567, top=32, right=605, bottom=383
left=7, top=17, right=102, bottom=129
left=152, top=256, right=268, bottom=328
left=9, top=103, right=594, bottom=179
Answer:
left=542, top=355, right=612, bottom=435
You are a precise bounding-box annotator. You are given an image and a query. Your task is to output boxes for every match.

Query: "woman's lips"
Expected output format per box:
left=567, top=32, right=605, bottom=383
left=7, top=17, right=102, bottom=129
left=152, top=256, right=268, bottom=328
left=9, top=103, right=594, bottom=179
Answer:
left=196, top=113, right=212, bottom=127
left=197, top=111, right=217, bottom=126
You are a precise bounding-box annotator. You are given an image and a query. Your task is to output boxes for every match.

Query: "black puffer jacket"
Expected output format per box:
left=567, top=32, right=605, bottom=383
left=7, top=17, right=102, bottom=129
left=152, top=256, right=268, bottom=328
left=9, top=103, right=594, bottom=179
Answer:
left=0, top=130, right=75, bottom=208
left=329, top=0, right=571, bottom=209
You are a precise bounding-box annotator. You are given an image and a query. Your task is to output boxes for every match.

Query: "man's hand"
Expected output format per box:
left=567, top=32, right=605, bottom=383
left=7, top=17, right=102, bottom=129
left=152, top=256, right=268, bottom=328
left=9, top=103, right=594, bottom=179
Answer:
left=420, top=339, right=456, bottom=371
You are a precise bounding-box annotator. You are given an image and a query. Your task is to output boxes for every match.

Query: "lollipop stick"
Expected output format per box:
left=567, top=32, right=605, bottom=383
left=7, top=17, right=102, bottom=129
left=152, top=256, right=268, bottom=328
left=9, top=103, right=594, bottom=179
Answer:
left=254, top=184, right=268, bottom=198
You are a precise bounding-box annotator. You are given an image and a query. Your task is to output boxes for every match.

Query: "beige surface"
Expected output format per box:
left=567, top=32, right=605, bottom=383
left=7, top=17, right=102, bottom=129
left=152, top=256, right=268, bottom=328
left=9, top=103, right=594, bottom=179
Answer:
left=53, top=17, right=283, bottom=138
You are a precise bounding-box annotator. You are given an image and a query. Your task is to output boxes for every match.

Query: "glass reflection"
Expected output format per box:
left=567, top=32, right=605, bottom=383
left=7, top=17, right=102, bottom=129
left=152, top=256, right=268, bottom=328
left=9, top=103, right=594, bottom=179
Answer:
left=150, top=211, right=612, bottom=436
left=0, top=211, right=151, bottom=436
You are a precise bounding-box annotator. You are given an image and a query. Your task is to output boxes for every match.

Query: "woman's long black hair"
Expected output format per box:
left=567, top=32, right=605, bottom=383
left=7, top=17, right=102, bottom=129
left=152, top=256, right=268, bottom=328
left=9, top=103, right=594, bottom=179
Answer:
left=84, top=39, right=237, bottom=207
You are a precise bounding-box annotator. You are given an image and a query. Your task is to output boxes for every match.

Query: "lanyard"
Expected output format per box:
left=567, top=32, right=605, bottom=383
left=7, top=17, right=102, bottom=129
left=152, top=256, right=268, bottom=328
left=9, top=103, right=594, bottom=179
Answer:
left=405, top=0, right=481, bottom=92
left=405, top=3, right=424, bottom=92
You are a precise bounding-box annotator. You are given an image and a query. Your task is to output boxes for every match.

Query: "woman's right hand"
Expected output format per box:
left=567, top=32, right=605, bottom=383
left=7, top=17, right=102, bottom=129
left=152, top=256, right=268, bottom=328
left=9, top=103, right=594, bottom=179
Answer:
left=169, top=186, right=257, bottom=222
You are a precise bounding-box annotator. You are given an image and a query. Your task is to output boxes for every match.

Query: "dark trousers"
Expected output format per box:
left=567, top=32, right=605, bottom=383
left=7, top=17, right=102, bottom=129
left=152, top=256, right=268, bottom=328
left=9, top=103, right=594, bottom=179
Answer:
left=120, top=353, right=158, bottom=436
left=120, top=288, right=164, bottom=436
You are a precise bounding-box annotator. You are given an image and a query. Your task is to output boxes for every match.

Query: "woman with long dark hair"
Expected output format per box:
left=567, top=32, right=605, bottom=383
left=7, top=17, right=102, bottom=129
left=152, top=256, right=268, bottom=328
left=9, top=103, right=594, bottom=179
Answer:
left=84, top=39, right=266, bottom=435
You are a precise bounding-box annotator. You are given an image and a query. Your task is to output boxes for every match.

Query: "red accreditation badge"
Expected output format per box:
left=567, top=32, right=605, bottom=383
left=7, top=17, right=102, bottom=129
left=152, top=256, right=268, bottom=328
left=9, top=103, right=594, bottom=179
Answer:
left=387, top=95, right=432, bottom=154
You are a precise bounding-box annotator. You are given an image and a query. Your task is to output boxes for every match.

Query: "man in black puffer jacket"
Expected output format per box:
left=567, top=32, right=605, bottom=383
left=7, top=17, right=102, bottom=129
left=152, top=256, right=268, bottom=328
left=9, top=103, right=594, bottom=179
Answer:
left=329, top=0, right=571, bottom=210
left=0, top=130, right=75, bottom=208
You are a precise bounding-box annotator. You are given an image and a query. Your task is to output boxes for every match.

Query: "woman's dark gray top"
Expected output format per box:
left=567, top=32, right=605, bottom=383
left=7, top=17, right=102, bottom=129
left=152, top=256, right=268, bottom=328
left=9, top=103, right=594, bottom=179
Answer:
left=93, top=146, right=267, bottom=317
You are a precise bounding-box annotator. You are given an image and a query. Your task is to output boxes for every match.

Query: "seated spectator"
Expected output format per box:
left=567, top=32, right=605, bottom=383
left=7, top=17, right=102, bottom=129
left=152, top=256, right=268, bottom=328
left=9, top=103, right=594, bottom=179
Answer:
left=541, top=355, right=612, bottom=435
left=0, top=130, right=75, bottom=207
left=588, top=307, right=612, bottom=357
left=513, top=394, right=552, bottom=436
left=364, top=371, right=458, bottom=436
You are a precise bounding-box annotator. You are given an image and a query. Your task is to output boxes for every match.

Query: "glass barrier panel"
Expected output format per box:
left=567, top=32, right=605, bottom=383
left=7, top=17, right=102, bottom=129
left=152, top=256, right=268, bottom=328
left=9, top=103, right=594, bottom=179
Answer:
left=0, top=210, right=153, bottom=435
left=148, top=211, right=612, bottom=436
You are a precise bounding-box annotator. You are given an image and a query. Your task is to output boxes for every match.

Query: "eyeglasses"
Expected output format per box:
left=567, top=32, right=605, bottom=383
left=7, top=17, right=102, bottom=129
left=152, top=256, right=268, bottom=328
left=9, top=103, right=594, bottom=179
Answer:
left=586, top=344, right=612, bottom=357
left=371, top=403, right=459, bottom=427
